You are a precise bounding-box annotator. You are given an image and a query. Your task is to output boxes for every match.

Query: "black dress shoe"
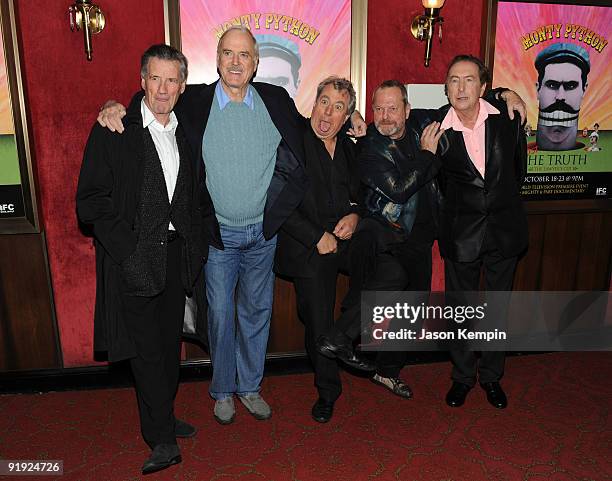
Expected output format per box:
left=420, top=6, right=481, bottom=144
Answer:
left=175, top=419, right=197, bottom=438
left=311, top=398, right=335, bottom=423
left=445, top=382, right=472, bottom=407
left=481, top=382, right=508, bottom=409
left=316, top=335, right=376, bottom=372
left=142, top=444, right=181, bottom=475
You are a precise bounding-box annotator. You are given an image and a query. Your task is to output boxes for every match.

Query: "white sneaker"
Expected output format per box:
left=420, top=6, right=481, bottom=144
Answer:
left=238, top=393, right=272, bottom=420
left=213, top=397, right=235, bottom=425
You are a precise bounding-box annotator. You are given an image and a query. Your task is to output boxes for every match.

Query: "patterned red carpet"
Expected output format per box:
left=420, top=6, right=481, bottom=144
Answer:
left=1, top=352, right=610, bottom=481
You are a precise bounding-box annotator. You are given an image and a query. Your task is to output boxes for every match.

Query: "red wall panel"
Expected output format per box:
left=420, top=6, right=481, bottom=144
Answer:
left=17, top=1, right=165, bottom=366
left=366, top=0, right=485, bottom=115
left=366, top=0, right=486, bottom=291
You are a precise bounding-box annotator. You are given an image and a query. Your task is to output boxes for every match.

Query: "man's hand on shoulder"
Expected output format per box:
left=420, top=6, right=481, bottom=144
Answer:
left=316, top=231, right=338, bottom=255
left=420, top=121, right=444, bottom=154
left=500, top=90, right=527, bottom=124
left=97, top=100, right=127, bottom=133
left=348, top=111, right=367, bottom=138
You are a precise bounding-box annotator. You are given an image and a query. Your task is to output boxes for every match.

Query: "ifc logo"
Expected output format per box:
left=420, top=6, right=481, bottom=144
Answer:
left=0, top=203, right=15, bottom=214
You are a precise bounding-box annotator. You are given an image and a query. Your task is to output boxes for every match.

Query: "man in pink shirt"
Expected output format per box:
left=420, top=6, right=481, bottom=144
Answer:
left=438, top=55, right=528, bottom=410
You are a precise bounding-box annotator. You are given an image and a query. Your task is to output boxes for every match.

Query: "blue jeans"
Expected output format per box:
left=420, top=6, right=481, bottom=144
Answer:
left=204, top=222, right=277, bottom=400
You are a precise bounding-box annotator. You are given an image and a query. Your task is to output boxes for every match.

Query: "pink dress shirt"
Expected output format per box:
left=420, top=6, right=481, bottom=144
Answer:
left=440, top=99, right=500, bottom=178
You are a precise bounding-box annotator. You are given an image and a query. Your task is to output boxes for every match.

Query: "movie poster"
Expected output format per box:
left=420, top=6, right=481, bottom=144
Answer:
left=492, top=1, right=611, bottom=200
left=0, top=21, right=24, bottom=219
left=178, top=0, right=352, bottom=116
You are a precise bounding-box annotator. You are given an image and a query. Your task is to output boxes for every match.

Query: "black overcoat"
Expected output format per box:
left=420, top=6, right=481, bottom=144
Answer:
left=76, top=106, right=214, bottom=362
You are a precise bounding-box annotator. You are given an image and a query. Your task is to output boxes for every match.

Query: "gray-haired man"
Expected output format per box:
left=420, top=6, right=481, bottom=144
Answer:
left=78, top=44, right=211, bottom=474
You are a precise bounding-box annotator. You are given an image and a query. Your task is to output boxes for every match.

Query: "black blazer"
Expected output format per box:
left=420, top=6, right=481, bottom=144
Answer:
left=135, top=81, right=309, bottom=247
left=275, top=129, right=361, bottom=278
left=76, top=107, right=212, bottom=361
left=433, top=104, right=528, bottom=263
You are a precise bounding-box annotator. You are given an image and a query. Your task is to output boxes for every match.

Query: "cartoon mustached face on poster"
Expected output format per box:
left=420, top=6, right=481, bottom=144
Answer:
left=492, top=1, right=611, bottom=200
left=534, top=43, right=590, bottom=151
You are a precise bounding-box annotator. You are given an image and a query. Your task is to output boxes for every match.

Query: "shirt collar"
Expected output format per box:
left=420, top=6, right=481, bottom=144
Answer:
left=215, top=81, right=254, bottom=110
left=441, top=98, right=499, bottom=132
left=141, top=98, right=178, bottom=131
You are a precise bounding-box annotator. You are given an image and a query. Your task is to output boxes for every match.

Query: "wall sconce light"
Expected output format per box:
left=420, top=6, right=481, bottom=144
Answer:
left=69, top=0, right=106, bottom=61
left=411, top=0, right=446, bottom=67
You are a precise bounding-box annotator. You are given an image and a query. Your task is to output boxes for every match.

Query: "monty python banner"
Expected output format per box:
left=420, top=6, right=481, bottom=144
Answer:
left=492, top=2, right=611, bottom=200
left=178, top=0, right=351, bottom=116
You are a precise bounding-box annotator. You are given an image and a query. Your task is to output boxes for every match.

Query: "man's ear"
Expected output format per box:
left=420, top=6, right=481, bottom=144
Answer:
left=479, top=83, right=486, bottom=97
left=141, top=77, right=146, bottom=90
left=180, top=82, right=186, bottom=94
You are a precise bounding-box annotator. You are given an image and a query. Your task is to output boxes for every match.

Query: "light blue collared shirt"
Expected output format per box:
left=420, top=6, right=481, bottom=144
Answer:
left=215, top=81, right=254, bottom=110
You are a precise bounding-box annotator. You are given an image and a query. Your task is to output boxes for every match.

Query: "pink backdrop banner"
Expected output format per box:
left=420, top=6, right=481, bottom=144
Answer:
left=179, top=0, right=352, bottom=115
left=0, top=25, right=13, bottom=135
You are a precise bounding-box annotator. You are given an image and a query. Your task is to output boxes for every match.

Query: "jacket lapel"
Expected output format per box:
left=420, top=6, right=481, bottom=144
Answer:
left=197, top=82, right=216, bottom=149
left=449, top=129, right=484, bottom=183
left=173, top=127, right=191, bottom=205
left=484, top=114, right=501, bottom=183
left=252, top=82, right=304, bottom=166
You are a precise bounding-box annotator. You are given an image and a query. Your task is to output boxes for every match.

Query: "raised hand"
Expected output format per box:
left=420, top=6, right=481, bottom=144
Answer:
left=420, top=121, right=445, bottom=154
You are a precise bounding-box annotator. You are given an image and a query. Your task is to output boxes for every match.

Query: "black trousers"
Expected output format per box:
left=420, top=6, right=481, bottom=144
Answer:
left=374, top=243, right=432, bottom=378
left=333, top=239, right=433, bottom=379
left=444, top=231, right=518, bottom=387
left=122, top=236, right=185, bottom=449
left=294, top=241, right=352, bottom=402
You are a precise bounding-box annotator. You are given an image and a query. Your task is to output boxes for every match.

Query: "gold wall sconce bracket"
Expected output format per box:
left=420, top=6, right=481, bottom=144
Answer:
left=410, top=0, right=445, bottom=67
left=69, top=0, right=105, bottom=61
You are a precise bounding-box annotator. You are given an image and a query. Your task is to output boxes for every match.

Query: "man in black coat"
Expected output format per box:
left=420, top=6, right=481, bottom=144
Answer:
left=275, top=76, right=367, bottom=423
left=436, top=55, right=528, bottom=409
left=77, top=44, right=213, bottom=474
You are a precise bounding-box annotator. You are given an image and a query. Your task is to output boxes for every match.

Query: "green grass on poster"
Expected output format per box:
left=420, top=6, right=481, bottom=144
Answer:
left=0, top=134, right=21, bottom=185
left=527, top=131, right=610, bottom=174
